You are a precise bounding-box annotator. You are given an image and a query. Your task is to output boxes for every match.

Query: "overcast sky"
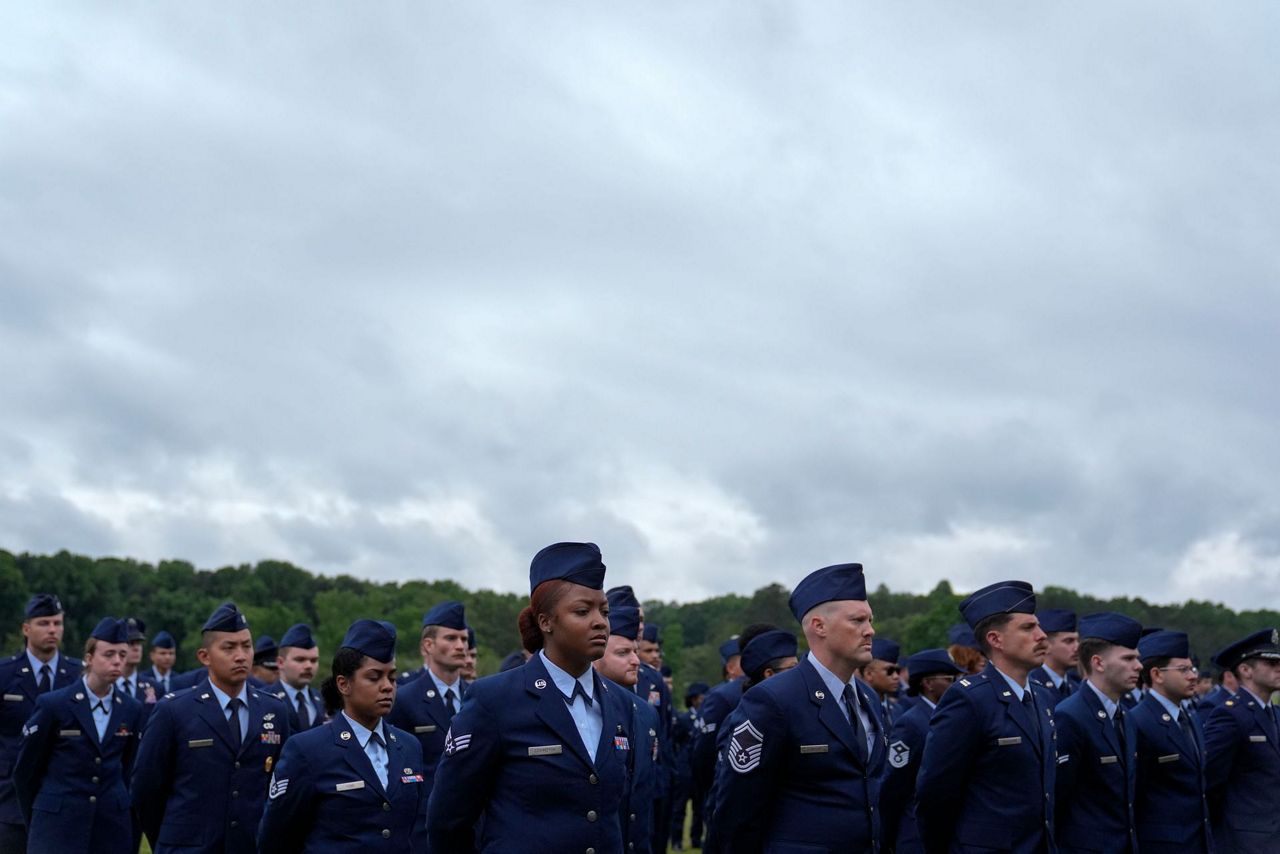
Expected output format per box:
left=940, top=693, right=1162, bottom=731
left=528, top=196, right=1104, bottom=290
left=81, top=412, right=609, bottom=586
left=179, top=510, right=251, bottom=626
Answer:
left=3, top=5, right=1279, bottom=608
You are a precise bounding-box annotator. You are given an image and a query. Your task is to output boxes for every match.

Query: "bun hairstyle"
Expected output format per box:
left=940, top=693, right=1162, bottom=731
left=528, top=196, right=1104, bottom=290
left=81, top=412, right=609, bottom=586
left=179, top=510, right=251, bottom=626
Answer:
left=320, top=647, right=367, bottom=716
left=517, top=579, right=574, bottom=653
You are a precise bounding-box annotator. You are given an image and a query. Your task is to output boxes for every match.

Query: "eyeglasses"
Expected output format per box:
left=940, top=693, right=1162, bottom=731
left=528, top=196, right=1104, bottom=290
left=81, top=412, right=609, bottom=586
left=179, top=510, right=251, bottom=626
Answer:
left=1157, top=665, right=1197, bottom=675
left=884, top=666, right=901, bottom=676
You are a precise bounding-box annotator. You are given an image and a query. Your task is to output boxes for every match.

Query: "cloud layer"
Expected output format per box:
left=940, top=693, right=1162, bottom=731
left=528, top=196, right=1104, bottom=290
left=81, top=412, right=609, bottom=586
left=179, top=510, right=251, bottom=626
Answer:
left=3, top=5, right=1280, bottom=606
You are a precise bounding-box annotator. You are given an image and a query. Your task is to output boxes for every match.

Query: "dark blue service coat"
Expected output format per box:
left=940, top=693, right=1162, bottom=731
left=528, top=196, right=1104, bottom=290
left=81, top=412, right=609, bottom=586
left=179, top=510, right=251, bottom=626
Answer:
left=1130, top=694, right=1213, bottom=853
left=0, top=651, right=82, bottom=830
left=257, top=714, right=428, bottom=853
left=1029, top=666, right=1077, bottom=709
left=426, top=654, right=637, bottom=854
left=130, top=679, right=292, bottom=854
left=880, top=698, right=934, bottom=854
left=12, top=682, right=143, bottom=854
left=1203, top=691, right=1280, bottom=853
left=386, top=671, right=465, bottom=804
left=709, top=658, right=887, bottom=854
left=915, top=664, right=1058, bottom=854
left=1052, top=685, right=1138, bottom=854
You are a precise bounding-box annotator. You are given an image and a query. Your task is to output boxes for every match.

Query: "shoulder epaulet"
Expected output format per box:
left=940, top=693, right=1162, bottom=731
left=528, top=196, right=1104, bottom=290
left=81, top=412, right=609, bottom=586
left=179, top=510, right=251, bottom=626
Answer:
left=958, top=674, right=985, bottom=689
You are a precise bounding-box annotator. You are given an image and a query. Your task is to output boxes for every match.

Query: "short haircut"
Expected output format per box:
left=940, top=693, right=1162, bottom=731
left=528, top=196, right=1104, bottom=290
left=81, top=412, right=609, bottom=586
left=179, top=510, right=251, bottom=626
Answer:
left=1140, top=655, right=1171, bottom=687
left=421, top=625, right=441, bottom=641
left=973, top=613, right=1016, bottom=656
left=1077, top=638, right=1116, bottom=676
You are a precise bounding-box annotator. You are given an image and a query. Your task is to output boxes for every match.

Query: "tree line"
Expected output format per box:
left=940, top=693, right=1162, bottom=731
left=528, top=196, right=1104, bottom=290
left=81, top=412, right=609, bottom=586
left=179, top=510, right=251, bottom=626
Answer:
left=4, top=549, right=1277, bottom=699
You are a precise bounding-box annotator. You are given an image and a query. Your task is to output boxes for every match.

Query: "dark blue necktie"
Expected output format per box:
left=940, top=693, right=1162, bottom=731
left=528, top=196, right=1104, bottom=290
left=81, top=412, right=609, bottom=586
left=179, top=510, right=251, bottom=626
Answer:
left=842, top=684, right=868, bottom=762
left=38, top=665, right=51, bottom=694
left=564, top=682, right=592, bottom=708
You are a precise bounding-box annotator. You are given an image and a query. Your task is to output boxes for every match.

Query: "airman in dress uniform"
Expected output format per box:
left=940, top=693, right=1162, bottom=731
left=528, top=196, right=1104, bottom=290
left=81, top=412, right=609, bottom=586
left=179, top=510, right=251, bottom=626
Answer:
left=387, top=601, right=470, bottom=805
left=1028, top=609, right=1079, bottom=709
left=462, top=626, right=479, bottom=685
left=916, top=580, right=1058, bottom=854
left=593, top=605, right=658, bottom=854
left=145, top=631, right=177, bottom=696
left=862, top=638, right=902, bottom=727
left=670, top=680, right=709, bottom=851
left=274, top=623, right=324, bottom=732
left=257, top=619, right=429, bottom=853
left=0, top=593, right=82, bottom=853
left=427, top=542, right=637, bottom=854
left=130, top=601, right=292, bottom=854
left=1053, top=612, right=1142, bottom=854
left=880, top=648, right=963, bottom=854
left=711, top=563, right=886, bottom=853
left=12, top=617, right=144, bottom=854
left=251, top=635, right=280, bottom=688
left=1202, top=628, right=1280, bottom=853
left=1131, top=630, right=1213, bottom=853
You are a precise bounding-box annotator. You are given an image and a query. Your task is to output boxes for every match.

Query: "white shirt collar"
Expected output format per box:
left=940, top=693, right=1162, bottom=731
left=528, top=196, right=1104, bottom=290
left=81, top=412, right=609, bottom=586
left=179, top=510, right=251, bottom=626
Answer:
left=208, top=679, right=250, bottom=710
left=539, top=650, right=595, bottom=702
left=341, top=710, right=386, bottom=748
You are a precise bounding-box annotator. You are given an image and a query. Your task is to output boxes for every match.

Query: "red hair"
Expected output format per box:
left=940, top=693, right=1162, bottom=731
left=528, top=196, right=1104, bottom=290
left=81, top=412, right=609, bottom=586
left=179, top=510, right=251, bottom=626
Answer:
left=517, top=580, right=574, bottom=653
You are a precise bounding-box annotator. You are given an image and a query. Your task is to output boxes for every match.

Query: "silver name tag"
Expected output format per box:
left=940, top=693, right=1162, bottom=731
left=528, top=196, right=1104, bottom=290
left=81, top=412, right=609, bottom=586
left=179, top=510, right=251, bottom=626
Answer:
left=1099, top=755, right=1118, bottom=765
left=188, top=738, right=214, bottom=748
left=997, top=737, right=1022, bottom=746
left=336, top=780, right=365, bottom=792
left=799, top=744, right=829, bottom=754
left=1249, top=735, right=1268, bottom=743
left=1157, top=754, right=1180, bottom=764
left=528, top=744, right=563, bottom=756
left=414, top=725, right=437, bottom=733
left=3, top=694, right=24, bottom=702
left=59, top=729, right=81, bottom=738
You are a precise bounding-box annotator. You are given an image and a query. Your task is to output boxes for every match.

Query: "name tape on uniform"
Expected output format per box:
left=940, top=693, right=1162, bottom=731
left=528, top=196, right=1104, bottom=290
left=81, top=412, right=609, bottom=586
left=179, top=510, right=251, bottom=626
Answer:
left=528, top=744, right=563, bottom=756
left=336, top=780, right=365, bottom=792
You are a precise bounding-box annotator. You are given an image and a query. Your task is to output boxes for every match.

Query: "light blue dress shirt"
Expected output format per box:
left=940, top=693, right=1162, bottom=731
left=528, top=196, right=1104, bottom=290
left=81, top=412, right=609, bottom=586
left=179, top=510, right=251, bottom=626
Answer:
left=25, top=650, right=60, bottom=688
left=807, top=651, right=876, bottom=755
left=281, top=681, right=319, bottom=724
left=85, top=677, right=112, bottom=741
left=993, top=666, right=1029, bottom=701
left=1085, top=679, right=1120, bottom=720
left=539, top=650, right=602, bottom=762
left=342, top=712, right=389, bottom=789
left=208, top=680, right=251, bottom=737
left=428, top=669, right=463, bottom=711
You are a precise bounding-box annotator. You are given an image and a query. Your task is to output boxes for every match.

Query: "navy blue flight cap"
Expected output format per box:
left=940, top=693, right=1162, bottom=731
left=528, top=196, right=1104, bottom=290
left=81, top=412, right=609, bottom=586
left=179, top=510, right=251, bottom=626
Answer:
left=741, top=630, right=798, bottom=680
left=24, top=594, right=63, bottom=619
left=279, top=623, right=317, bottom=650
left=126, top=618, right=147, bottom=643
left=948, top=624, right=979, bottom=649
left=1212, top=628, right=1280, bottom=671
left=959, top=580, right=1037, bottom=629
left=1037, top=609, right=1077, bottom=635
left=202, top=602, right=249, bottom=633
left=422, top=601, right=467, bottom=630
left=609, top=606, right=641, bottom=640
left=642, top=623, right=660, bottom=644
left=91, top=617, right=130, bottom=645
left=499, top=651, right=527, bottom=672
left=1138, top=630, right=1190, bottom=661
left=1078, top=612, right=1143, bottom=649
left=660, top=664, right=672, bottom=677
left=467, top=626, right=477, bottom=650
left=871, top=638, right=900, bottom=664
left=789, top=563, right=867, bottom=621
left=529, top=542, right=606, bottom=594
left=341, top=619, right=398, bottom=663
left=606, top=585, right=640, bottom=610
left=151, top=630, right=176, bottom=649
left=905, top=648, right=963, bottom=694
left=686, top=681, right=710, bottom=698
left=720, top=638, right=741, bottom=663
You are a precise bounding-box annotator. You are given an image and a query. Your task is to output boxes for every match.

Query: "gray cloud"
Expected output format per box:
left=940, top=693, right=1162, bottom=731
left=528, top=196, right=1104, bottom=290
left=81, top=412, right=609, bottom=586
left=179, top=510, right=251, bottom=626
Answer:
left=3, top=4, right=1280, bottom=607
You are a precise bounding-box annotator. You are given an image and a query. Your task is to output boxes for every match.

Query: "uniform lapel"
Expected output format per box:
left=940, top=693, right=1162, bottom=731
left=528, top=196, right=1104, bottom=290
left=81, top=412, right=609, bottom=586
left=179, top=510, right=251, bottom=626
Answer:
left=384, top=727, right=406, bottom=799
left=193, top=680, right=236, bottom=751
left=333, top=713, right=387, bottom=796
left=800, top=659, right=862, bottom=765
left=70, top=687, right=101, bottom=748
left=989, top=666, right=1040, bottom=754
left=1245, top=696, right=1280, bottom=754
left=419, top=676, right=453, bottom=730
left=1080, top=685, right=1123, bottom=758
left=526, top=655, right=596, bottom=772
left=239, top=690, right=266, bottom=756
left=592, top=672, right=623, bottom=776
left=856, top=679, right=886, bottom=767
